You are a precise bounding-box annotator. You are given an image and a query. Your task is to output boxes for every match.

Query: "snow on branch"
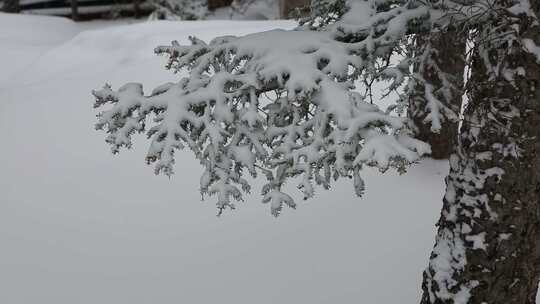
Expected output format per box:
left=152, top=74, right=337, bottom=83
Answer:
left=93, top=0, right=438, bottom=215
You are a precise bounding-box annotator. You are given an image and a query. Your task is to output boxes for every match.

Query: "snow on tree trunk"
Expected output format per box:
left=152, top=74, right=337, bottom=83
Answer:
left=408, top=28, right=466, bottom=159
left=2, top=0, right=19, bottom=13
left=420, top=1, right=540, bottom=303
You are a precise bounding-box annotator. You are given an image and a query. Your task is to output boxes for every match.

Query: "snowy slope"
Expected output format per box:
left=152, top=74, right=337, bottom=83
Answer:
left=0, top=13, right=532, bottom=304
left=0, top=13, right=140, bottom=86
left=0, top=13, right=78, bottom=84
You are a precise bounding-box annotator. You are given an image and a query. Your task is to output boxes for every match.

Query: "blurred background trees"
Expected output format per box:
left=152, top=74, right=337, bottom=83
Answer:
left=1, top=0, right=310, bottom=21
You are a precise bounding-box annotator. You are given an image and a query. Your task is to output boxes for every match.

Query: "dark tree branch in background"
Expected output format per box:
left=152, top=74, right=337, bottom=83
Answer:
left=2, top=0, right=20, bottom=13
left=208, top=0, right=231, bottom=10
left=133, top=0, right=142, bottom=18
left=71, top=0, right=79, bottom=21
left=279, top=0, right=310, bottom=19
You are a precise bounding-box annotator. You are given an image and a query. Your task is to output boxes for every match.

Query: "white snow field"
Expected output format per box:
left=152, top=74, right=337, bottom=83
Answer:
left=0, top=13, right=534, bottom=304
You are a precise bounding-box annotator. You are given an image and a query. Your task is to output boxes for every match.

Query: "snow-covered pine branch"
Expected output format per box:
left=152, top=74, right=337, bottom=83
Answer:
left=93, top=2, right=429, bottom=215
left=94, top=0, right=487, bottom=215
left=296, top=0, right=348, bottom=29
left=406, top=32, right=463, bottom=133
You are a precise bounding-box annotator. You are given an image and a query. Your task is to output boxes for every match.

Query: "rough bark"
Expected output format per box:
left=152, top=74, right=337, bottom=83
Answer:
left=2, top=0, right=20, bottom=13
left=408, top=29, right=466, bottom=159
left=420, top=3, right=540, bottom=303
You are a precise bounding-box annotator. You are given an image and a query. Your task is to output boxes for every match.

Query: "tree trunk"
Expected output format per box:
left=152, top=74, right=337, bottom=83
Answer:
left=71, top=0, right=79, bottom=21
left=408, top=29, right=466, bottom=159
left=420, top=3, right=540, bottom=303
left=2, top=0, right=20, bottom=13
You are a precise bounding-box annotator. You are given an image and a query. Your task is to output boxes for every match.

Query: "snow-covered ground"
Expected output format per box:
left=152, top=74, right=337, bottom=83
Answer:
left=0, top=13, right=530, bottom=304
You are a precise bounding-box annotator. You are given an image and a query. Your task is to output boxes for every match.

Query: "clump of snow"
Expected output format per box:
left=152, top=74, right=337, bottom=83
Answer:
left=523, top=38, right=540, bottom=63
